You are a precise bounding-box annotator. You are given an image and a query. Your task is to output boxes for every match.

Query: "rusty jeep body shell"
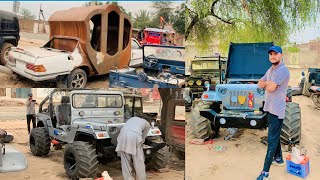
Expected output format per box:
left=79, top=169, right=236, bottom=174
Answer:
left=48, top=4, right=132, bottom=76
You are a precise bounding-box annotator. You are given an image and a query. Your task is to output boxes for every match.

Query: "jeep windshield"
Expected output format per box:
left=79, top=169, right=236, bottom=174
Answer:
left=191, top=60, right=219, bottom=71
left=72, top=94, right=123, bottom=108
left=42, top=37, right=78, bottom=53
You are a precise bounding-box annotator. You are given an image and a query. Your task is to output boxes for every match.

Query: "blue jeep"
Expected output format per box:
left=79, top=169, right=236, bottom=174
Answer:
left=109, top=44, right=185, bottom=88
left=190, top=42, right=301, bottom=145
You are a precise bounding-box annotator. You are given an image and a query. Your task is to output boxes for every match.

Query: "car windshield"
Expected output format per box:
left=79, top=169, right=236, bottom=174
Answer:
left=192, top=60, right=219, bottom=70
left=72, top=94, right=123, bottom=108
left=43, top=37, right=78, bottom=52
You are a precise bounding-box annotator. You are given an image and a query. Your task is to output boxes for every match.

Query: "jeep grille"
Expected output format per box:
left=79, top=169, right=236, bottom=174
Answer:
left=229, top=90, right=254, bottom=109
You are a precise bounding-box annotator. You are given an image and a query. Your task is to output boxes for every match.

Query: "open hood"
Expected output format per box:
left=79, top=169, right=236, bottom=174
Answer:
left=226, top=42, right=273, bottom=79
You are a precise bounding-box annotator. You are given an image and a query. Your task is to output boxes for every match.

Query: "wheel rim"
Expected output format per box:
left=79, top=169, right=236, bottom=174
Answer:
left=65, top=152, right=76, bottom=172
left=4, top=48, right=11, bottom=62
left=71, top=73, right=85, bottom=88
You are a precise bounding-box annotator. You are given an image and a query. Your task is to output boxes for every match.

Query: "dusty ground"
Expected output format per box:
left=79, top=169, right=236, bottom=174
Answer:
left=186, top=95, right=320, bottom=180
left=0, top=99, right=184, bottom=180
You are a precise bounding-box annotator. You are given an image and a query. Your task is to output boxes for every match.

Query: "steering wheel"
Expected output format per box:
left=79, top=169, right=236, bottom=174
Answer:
left=137, top=72, right=148, bottom=81
left=157, top=72, right=172, bottom=81
left=143, top=54, right=158, bottom=68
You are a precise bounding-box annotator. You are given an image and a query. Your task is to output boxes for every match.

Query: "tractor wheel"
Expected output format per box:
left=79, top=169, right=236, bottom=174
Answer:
left=281, top=102, right=301, bottom=145
left=190, top=101, right=214, bottom=139
left=64, top=141, right=98, bottom=179
left=29, top=127, right=51, bottom=156
left=146, top=137, right=170, bottom=170
left=0, top=43, right=13, bottom=65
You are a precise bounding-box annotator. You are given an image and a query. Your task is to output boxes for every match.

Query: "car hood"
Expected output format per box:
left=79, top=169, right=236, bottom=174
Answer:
left=226, top=42, right=273, bottom=79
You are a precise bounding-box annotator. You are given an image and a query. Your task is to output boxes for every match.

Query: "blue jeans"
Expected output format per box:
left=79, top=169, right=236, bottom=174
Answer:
left=263, top=112, right=283, bottom=172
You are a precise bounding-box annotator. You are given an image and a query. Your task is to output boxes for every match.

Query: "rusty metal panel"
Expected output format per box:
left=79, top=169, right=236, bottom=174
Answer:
left=48, top=5, right=132, bottom=75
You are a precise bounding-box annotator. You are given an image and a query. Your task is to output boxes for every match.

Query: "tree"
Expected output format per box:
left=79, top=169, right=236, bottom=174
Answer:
left=133, top=10, right=153, bottom=29
left=83, top=0, right=103, bottom=6
left=186, top=0, right=320, bottom=52
left=84, top=1, right=133, bottom=19
left=172, top=3, right=185, bottom=34
left=20, top=8, right=36, bottom=20
left=151, top=1, right=174, bottom=28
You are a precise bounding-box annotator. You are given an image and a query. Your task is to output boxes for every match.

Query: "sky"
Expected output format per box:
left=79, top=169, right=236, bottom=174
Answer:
left=0, top=1, right=183, bottom=18
left=0, top=1, right=319, bottom=44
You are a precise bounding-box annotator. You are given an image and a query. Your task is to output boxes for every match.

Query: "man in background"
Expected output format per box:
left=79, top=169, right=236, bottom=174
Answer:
left=26, top=93, right=37, bottom=134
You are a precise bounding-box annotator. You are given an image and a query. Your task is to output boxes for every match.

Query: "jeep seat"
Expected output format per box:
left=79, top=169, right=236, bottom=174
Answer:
left=56, top=96, right=71, bottom=126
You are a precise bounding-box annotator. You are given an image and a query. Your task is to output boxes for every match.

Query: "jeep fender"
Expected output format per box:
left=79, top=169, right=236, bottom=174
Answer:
left=1, top=36, right=18, bottom=46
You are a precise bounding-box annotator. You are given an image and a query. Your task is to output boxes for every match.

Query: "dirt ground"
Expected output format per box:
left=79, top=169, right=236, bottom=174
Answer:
left=0, top=99, right=184, bottom=180
left=186, top=95, right=320, bottom=180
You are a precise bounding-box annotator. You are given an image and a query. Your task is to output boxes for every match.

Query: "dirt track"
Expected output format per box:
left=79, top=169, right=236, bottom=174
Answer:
left=186, top=95, right=320, bottom=180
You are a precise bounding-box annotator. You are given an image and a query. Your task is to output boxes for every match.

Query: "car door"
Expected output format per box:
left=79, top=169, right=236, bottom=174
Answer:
left=129, top=38, right=143, bottom=67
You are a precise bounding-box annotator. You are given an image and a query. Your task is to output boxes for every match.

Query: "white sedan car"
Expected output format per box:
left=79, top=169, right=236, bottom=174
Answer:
left=6, top=36, right=86, bottom=88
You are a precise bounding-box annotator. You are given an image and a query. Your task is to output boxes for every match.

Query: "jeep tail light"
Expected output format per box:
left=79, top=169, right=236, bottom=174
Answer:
left=203, top=94, right=209, bottom=99
left=26, top=63, right=46, bottom=72
left=151, top=129, right=161, bottom=135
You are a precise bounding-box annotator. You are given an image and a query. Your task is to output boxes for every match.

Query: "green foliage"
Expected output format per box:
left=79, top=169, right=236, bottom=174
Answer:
left=20, top=8, right=36, bottom=20
left=151, top=1, right=174, bottom=28
left=286, top=46, right=300, bottom=53
left=83, top=0, right=103, bottom=6
left=172, top=3, right=186, bottom=34
left=83, top=1, right=132, bottom=18
left=186, top=0, right=320, bottom=53
left=133, top=10, right=154, bottom=29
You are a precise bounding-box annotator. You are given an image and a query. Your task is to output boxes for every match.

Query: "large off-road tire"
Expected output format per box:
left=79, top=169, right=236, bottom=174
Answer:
left=174, top=150, right=185, bottom=160
left=190, top=101, right=213, bottom=139
left=146, top=145, right=170, bottom=170
left=64, top=141, right=98, bottom=179
left=29, top=127, right=51, bottom=156
left=287, top=86, right=293, bottom=102
left=281, top=102, right=301, bottom=145
left=302, top=72, right=311, bottom=96
left=0, top=43, right=13, bottom=65
left=67, top=69, right=87, bottom=88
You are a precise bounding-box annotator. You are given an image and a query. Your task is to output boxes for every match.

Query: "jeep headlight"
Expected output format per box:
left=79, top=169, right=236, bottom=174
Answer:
left=204, top=81, right=210, bottom=85
left=211, top=79, right=217, bottom=85
left=257, top=88, right=265, bottom=95
left=188, top=80, right=194, bottom=86
left=196, top=80, right=202, bottom=86
left=219, top=88, right=227, bottom=94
